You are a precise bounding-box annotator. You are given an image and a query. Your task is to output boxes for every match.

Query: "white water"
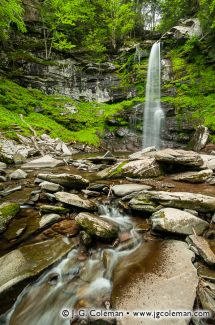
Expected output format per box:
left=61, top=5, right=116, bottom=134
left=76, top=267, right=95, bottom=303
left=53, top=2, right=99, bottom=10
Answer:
left=143, top=42, right=165, bottom=149
left=3, top=206, right=141, bottom=325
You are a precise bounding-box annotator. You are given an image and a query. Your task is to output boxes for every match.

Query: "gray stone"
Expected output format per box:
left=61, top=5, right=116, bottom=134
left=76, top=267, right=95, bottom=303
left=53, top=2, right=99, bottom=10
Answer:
left=38, top=173, right=89, bottom=189
left=39, top=181, right=62, bottom=192
left=22, top=155, right=63, bottom=169
left=113, top=240, right=198, bottom=325
left=112, top=184, right=152, bottom=197
left=186, top=235, right=215, bottom=266
left=155, top=148, right=203, bottom=167
left=0, top=237, right=78, bottom=296
left=151, top=208, right=209, bottom=235
left=39, top=214, right=62, bottom=229
left=189, top=125, right=209, bottom=152
left=129, top=191, right=215, bottom=213
left=97, top=157, right=162, bottom=179
left=128, top=147, right=156, bottom=160
left=10, top=169, right=28, bottom=180
left=0, top=139, right=32, bottom=164
left=75, top=212, right=118, bottom=239
left=162, top=18, right=202, bottom=41
left=172, top=169, right=213, bottom=183
left=0, top=202, right=20, bottom=233
left=55, top=192, right=97, bottom=211
left=200, top=154, right=215, bottom=170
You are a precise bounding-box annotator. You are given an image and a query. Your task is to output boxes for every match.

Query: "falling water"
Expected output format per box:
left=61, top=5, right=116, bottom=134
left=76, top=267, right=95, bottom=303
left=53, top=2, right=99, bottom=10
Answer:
left=143, top=42, right=165, bottom=149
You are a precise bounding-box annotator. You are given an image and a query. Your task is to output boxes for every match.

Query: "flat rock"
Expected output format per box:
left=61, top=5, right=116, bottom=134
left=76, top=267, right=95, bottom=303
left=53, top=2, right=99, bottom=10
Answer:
left=9, top=169, right=28, bottom=180
left=97, top=157, right=162, bottom=179
left=113, top=240, right=198, bottom=325
left=39, top=214, right=62, bottom=229
left=129, top=191, right=215, bottom=213
left=39, top=181, right=62, bottom=192
left=186, top=235, right=215, bottom=266
left=112, top=184, right=152, bottom=197
left=55, top=192, right=97, bottom=211
left=155, top=148, right=203, bottom=167
left=172, top=169, right=213, bottom=183
left=0, top=202, right=20, bottom=233
left=151, top=208, right=209, bottom=235
left=128, top=147, right=156, bottom=160
left=52, top=219, right=79, bottom=236
left=38, top=173, right=89, bottom=189
left=75, top=212, right=119, bottom=239
left=0, top=237, right=78, bottom=296
left=22, top=155, right=63, bottom=169
left=39, top=205, right=69, bottom=214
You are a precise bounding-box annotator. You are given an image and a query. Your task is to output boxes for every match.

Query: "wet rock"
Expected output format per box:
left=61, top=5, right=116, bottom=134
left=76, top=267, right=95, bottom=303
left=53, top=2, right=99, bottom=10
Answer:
left=155, top=148, right=203, bottom=167
left=80, top=230, right=92, bottom=246
left=113, top=240, right=198, bottom=325
left=0, top=237, right=78, bottom=296
left=39, top=214, right=62, bottom=229
left=189, top=125, right=209, bottom=152
left=22, top=155, right=64, bottom=169
left=0, top=202, right=20, bottom=233
left=9, top=169, right=28, bottom=180
left=128, top=147, right=156, bottom=160
left=151, top=208, right=209, bottom=235
left=39, top=181, right=62, bottom=192
left=129, top=191, right=215, bottom=213
left=55, top=192, right=97, bottom=211
left=112, top=184, right=152, bottom=197
left=38, top=173, right=89, bottom=190
left=52, top=219, right=79, bottom=237
left=172, top=169, right=213, bottom=183
left=75, top=212, right=119, bottom=239
left=0, top=186, right=22, bottom=198
left=200, top=154, right=215, bottom=170
left=87, top=183, right=109, bottom=193
left=39, top=205, right=69, bottom=214
left=186, top=235, right=215, bottom=266
left=0, top=162, right=7, bottom=169
left=97, top=157, right=162, bottom=179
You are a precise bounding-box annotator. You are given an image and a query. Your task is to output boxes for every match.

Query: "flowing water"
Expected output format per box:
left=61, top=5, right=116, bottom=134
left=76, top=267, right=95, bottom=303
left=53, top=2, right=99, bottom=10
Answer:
left=2, top=205, right=141, bottom=325
left=143, top=42, right=165, bottom=149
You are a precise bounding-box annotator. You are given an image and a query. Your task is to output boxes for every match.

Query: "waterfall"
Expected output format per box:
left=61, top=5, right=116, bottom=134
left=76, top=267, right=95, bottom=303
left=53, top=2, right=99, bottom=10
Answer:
left=143, top=42, right=164, bottom=149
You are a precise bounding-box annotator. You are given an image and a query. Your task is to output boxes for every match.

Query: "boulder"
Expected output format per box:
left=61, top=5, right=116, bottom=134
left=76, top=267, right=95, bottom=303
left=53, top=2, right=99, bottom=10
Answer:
left=10, top=169, right=28, bottom=180
left=112, top=184, right=152, bottom=197
left=38, top=173, right=89, bottom=189
left=172, top=169, right=213, bottom=183
left=55, top=192, right=97, bottom=211
left=162, top=18, right=202, bottom=41
left=200, top=154, right=215, bottom=170
left=189, top=125, right=209, bottom=152
left=22, top=155, right=63, bottom=169
left=97, top=157, right=162, bottom=179
left=0, top=237, right=78, bottom=296
left=75, top=212, right=119, bottom=239
left=0, top=139, right=33, bottom=164
left=39, top=181, right=62, bottom=192
left=129, top=191, right=215, bottom=213
left=39, top=214, right=62, bottom=229
left=113, top=240, right=198, bottom=325
left=0, top=202, right=20, bottom=233
left=155, top=148, right=203, bottom=167
left=151, top=208, right=209, bottom=235
left=186, top=235, right=215, bottom=266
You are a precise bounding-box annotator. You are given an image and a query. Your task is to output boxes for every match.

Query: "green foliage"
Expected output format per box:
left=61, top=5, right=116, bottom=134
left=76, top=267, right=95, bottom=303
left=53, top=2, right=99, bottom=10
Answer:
left=0, top=0, right=26, bottom=40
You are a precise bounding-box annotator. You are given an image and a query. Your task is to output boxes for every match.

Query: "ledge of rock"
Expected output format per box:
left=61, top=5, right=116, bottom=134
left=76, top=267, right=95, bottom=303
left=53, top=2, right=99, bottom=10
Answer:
left=172, top=169, right=213, bottom=183
left=155, top=149, right=203, bottom=167
left=22, top=155, right=64, bottom=169
left=112, top=184, right=152, bottom=197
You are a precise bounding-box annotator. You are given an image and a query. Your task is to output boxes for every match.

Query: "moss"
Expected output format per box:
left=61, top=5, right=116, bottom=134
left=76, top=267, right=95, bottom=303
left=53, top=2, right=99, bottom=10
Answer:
left=0, top=202, right=20, bottom=232
left=108, top=161, right=128, bottom=178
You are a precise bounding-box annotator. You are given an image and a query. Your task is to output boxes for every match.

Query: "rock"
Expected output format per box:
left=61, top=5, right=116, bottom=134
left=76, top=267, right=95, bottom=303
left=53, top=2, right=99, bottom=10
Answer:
left=162, top=18, right=202, bottom=41
left=80, top=230, right=92, bottom=246
left=112, top=184, right=152, bottom=197
left=97, top=157, right=162, bottom=179
left=0, top=202, right=20, bottom=233
left=172, top=169, right=213, bottom=183
left=212, top=214, right=215, bottom=224
left=186, top=235, right=215, bottom=266
left=128, top=147, right=156, bottom=160
left=0, top=139, right=33, bottom=164
left=75, top=212, right=119, bottom=239
left=189, top=125, right=209, bottom=152
left=37, top=173, right=89, bottom=189
left=39, top=205, right=69, bottom=214
left=198, top=281, right=215, bottom=318
left=0, top=176, right=6, bottom=182
left=39, top=214, right=62, bottom=229
left=61, top=143, right=72, bottom=156
left=0, top=237, right=78, bottom=296
left=103, top=151, right=114, bottom=158
left=52, top=219, right=79, bottom=237
left=184, top=209, right=198, bottom=217
left=200, top=154, right=215, bottom=170
left=113, top=240, right=198, bottom=325
left=151, top=208, right=209, bottom=235
left=81, top=189, right=101, bottom=197
left=0, top=186, right=22, bottom=198
left=39, top=181, right=62, bottom=192
left=10, top=169, right=28, bottom=180
left=129, top=191, right=215, bottom=213
left=155, top=148, right=203, bottom=167
left=0, top=162, right=7, bottom=169
left=55, top=192, right=97, bottom=211
left=87, top=183, right=109, bottom=193
left=22, top=155, right=64, bottom=169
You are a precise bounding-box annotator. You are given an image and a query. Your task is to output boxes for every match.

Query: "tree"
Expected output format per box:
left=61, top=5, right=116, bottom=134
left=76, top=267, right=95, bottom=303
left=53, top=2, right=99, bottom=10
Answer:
left=0, top=0, right=26, bottom=41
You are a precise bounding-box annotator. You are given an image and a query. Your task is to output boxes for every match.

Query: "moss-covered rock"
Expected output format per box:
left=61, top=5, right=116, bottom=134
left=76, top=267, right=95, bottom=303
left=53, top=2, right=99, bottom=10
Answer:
left=0, top=202, right=20, bottom=233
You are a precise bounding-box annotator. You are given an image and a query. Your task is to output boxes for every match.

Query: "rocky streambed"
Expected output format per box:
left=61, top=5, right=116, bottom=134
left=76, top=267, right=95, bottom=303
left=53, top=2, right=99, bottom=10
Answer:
left=0, top=145, right=214, bottom=325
